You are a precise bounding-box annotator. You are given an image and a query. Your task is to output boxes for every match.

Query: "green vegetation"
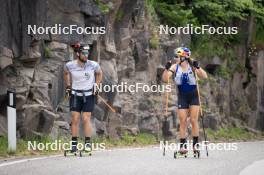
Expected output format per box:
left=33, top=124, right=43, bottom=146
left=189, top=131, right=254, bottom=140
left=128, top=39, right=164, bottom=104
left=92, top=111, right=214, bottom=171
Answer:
left=93, top=132, right=158, bottom=147
left=0, top=135, right=58, bottom=158
left=146, top=0, right=264, bottom=78
left=116, top=9, right=124, bottom=21
left=255, top=20, right=264, bottom=45
left=95, top=0, right=110, bottom=14
left=44, top=47, right=52, bottom=58
left=145, top=0, right=159, bottom=23
left=150, top=0, right=264, bottom=27
left=215, top=66, right=231, bottom=80
left=145, top=0, right=160, bottom=49
left=206, top=127, right=258, bottom=141
left=150, top=30, right=159, bottom=49
left=0, top=133, right=158, bottom=158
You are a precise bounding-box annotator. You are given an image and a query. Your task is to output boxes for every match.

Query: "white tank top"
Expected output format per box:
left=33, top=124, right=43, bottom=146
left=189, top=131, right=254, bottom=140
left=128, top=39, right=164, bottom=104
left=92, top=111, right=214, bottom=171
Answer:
left=174, top=64, right=197, bottom=92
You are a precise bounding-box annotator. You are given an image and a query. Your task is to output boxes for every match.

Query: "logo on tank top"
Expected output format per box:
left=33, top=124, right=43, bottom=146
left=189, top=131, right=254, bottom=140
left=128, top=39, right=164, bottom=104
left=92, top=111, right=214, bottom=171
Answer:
left=84, top=72, right=90, bottom=80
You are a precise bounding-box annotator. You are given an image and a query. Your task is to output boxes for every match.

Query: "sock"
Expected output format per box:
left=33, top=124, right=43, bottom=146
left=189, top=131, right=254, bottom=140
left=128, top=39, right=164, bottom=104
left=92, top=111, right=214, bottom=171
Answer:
left=85, top=137, right=91, bottom=149
left=180, top=138, right=186, bottom=149
left=71, top=137, right=78, bottom=151
left=85, top=137, right=91, bottom=144
left=193, top=136, right=199, bottom=148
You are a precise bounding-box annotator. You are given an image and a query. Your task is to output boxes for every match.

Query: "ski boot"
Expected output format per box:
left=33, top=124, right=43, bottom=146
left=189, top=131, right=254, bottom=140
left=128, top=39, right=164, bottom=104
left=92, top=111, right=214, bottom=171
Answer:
left=80, top=142, right=92, bottom=157
left=64, top=144, right=78, bottom=157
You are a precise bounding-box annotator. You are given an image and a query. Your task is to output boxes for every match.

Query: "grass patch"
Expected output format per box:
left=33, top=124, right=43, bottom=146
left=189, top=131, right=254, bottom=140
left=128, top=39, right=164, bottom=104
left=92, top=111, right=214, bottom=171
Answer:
left=206, top=127, right=258, bottom=142
left=0, top=133, right=158, bottom=158
left=0, top=135, right=65, bottom=158
left=215, top=66, right=231, bottom=80
left=44, top=47, right=52, bottom=58
left=116, top=9, right=124, bottom=21
left=93, top=133, right=158, bottom=147
left=254, top=20, right=264, bottom=45
left=95, top=0, right=110, bottom=14
left=145, top=0, right=159, bottom=23
left=150, top=29, right=159, bottom=49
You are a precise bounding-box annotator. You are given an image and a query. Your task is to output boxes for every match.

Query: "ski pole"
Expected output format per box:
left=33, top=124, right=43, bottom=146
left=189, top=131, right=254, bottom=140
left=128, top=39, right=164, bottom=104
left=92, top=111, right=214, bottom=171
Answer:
left=163, top=67, right=171, bottom=156
left=195, top=71, right=209, bottom=157
left=97, top=94, right=116, bottom=113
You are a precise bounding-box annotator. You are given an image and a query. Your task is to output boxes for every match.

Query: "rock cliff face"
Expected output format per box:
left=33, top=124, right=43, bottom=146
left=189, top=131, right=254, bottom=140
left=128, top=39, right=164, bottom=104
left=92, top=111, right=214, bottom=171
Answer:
left=0, top=0, right=263, bottom=138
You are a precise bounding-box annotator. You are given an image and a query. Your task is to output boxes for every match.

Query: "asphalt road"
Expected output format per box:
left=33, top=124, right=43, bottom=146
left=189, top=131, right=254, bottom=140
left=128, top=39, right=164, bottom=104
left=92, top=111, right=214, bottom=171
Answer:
left=1, top=141, right=264, bottom=175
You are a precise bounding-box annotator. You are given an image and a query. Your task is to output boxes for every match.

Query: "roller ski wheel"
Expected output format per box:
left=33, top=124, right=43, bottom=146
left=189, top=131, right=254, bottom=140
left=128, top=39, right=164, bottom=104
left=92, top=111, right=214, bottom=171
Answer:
left=64, top=150, right=78, bottom=157
left=173, top=151, right=177, bottom=159
left=80, top=144, right=92, bottom=157
left=193, top=150, right=200, bottom=159
left=179, top=149, right=188, bottom=158
left=174, top=149, right=188, bottom=159
left=80, top=149, right=92, bottom=157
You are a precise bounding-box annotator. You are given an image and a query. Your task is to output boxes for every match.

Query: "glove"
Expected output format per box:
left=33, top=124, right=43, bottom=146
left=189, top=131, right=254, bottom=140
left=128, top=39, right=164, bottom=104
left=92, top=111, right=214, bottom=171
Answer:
left=165, top=61, right=172, bottom=70
left=66, top=86, right=71, bottom=97
left=192, top=60, right=200, bottom=69
left=93, top=84, right=99, bottom=96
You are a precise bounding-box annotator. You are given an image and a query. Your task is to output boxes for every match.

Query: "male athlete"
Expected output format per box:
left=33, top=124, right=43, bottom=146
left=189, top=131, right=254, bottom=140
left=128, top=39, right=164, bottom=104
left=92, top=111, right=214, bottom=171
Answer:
left=64, top=43, right=103, bottom=153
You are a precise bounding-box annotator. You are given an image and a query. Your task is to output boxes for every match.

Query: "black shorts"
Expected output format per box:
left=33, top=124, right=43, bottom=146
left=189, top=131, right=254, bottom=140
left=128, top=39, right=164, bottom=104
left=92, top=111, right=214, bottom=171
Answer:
left=177, top=90, right=200, bottom=109
left=70, top=95, right=95, bottom=112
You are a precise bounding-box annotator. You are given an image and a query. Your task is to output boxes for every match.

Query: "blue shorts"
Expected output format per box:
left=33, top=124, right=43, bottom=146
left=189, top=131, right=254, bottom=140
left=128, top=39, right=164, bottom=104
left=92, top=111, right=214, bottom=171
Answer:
left=70, top=95, right=95, bottom=112
left=177, top=90, right=200, bottom=109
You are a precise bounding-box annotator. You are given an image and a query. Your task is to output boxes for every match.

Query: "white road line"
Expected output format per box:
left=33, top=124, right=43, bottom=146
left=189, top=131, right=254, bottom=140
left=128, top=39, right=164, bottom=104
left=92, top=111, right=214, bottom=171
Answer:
left=0, top=155, right=61, bottom=168
left=0, top=146, right=159, bottom=168
left=239, top=159, right=264, bottom=175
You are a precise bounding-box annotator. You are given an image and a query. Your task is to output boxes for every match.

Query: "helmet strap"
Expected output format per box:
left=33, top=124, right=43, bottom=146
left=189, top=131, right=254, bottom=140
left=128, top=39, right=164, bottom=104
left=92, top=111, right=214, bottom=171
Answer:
left=180, top=57, right=186, bottom=63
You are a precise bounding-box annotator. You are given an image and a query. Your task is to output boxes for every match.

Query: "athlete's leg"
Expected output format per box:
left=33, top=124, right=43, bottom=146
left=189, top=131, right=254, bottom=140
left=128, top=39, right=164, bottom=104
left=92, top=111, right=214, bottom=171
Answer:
left=189, top=105, right=200, bottom=136
left=71, top=111, right=81, bottom=152
left=178, top=109, right=189, bottom=152
left=82, top=112, right=92, bottom=138
left=178, top=109, right=188, bottom=138
left=82, top=112, right=92, bottom=150
left=190, top=105, right=200, bottom=150
left=71, top=111, right=81, bottom=136
left=81, top=95, right=95, bottom=151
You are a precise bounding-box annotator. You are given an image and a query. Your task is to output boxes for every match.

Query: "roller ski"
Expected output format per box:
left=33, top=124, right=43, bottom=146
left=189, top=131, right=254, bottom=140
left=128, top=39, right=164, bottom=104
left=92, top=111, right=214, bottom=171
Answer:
left=173, top=147, right=201, bottom=159
left=174, top=148, right=188, bottom=158
left=173, top=137, right=201, bottom=159
left=64, top=139, right=79, bottom=157
left=174, top=138, right=188, bottom=158
left=79, top=143, right=92, bottom=157
left=193, top=143, right=200, bottom=159
left=64, top=144, right=78, bottom=157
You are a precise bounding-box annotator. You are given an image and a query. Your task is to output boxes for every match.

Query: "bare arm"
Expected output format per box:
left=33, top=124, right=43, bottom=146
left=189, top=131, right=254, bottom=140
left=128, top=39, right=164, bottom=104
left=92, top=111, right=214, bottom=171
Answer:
left=95, top=69, right=103, bottom=85
left=195, top=67, right=208, bottom=79
left=162, top=64, right=176, bottom=83
left=63, top=69, right=71, bottom=87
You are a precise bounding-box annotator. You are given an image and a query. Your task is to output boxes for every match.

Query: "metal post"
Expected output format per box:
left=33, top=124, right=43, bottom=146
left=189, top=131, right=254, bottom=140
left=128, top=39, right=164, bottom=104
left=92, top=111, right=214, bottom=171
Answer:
left=7, top=89, right=16, bottom=151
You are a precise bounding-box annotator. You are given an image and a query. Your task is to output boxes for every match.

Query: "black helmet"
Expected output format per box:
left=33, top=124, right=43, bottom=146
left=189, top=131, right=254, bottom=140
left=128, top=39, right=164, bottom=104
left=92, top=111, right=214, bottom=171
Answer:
left=71, top=42, right=90, bottom=53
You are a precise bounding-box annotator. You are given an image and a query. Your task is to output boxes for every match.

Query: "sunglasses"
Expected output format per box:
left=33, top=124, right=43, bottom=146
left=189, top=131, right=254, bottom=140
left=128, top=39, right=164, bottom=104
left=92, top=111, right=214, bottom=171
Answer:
left=81, top=51, right=89, bottom=57
left=173, top=55, right=179, bottom=59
